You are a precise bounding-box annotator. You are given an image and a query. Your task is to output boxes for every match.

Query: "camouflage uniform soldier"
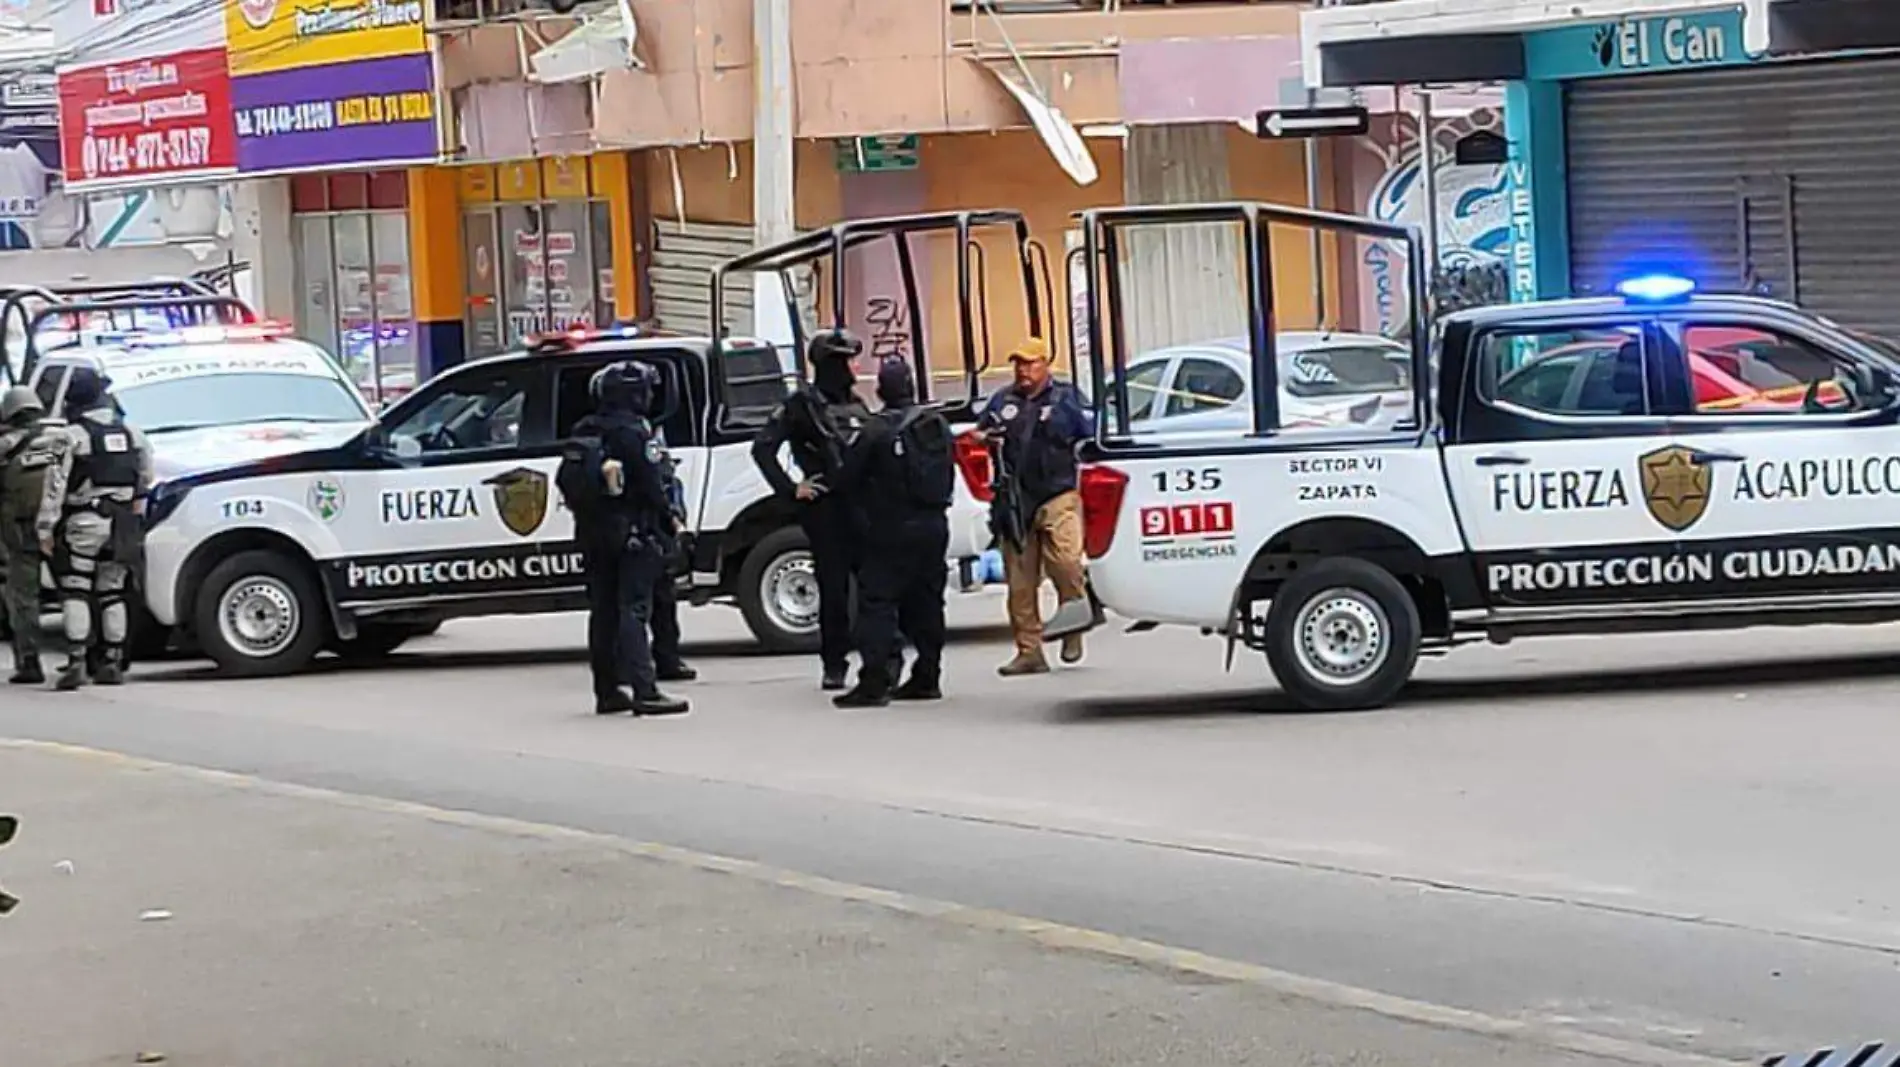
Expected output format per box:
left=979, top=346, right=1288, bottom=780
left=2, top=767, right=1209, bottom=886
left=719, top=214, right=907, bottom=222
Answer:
left=38, top=365, right=153, bottom=690
left=0, top=386, right=63, bottom=685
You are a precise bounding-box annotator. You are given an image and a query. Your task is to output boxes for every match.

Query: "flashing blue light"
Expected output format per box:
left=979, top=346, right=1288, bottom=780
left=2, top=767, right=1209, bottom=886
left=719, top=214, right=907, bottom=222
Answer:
left=1615, top=274, right=1696, bottom=303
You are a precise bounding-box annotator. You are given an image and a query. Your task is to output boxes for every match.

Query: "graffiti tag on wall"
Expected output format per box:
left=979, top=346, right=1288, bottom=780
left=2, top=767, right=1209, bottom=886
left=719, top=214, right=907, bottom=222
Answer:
left=865, top=295, right=912, bottom=361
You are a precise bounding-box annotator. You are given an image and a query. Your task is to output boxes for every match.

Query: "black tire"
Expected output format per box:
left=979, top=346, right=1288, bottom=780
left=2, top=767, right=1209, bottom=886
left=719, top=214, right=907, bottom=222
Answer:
left=192, top=549, right=328, bottom=678
left=735, top=525, right=823, bottom=654
left=1262, top=557, right=1421, bottom=712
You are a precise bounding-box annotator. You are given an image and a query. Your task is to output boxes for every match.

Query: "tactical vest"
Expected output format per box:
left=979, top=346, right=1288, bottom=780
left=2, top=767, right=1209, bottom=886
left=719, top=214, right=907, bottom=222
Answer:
left=789, top=392, right=868, bottom=482
left=0, top=424, right=61, bottom=522
left=70, top=413, right=141, bottom=499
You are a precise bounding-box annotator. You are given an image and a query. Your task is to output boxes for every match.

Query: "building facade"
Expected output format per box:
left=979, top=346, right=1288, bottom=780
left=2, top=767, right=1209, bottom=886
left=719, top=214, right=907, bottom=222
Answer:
left=1306, top=0, right=1900, bottom=337
left=38, top=0, right=1512, bottom=395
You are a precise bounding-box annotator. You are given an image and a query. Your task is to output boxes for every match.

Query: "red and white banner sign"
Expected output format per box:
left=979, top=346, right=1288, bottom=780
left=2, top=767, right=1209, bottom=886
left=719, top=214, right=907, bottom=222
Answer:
left=57, top=47, right=236, bottom=188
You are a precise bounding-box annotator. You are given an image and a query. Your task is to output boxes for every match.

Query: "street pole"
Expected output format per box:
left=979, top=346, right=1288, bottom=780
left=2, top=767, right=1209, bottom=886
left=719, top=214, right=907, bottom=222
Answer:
left=752, top=0, right=797, bottom=344
left=1416, top=87, right=1441, bottom=287
left=1303, top=87, right=1327, bottom=327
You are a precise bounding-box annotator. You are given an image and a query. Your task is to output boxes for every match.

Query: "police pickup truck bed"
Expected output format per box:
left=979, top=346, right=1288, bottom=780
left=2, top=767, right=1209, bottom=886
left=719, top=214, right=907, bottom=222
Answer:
left=1077, top=278, right=1900, bottom=710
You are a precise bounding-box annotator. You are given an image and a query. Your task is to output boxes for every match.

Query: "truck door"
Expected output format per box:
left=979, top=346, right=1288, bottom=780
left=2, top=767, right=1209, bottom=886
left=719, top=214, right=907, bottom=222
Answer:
left=1441, top=318, right=1688, bottom=609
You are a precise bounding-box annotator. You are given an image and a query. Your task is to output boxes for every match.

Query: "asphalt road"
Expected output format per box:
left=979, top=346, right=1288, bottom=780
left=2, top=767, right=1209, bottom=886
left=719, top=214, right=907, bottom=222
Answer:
left=5, top=594, right=1898, bottom=1063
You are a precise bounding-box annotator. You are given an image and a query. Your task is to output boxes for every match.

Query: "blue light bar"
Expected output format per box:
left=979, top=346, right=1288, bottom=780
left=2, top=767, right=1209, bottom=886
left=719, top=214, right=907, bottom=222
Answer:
left=1615, top=274, right=1696, bottom=303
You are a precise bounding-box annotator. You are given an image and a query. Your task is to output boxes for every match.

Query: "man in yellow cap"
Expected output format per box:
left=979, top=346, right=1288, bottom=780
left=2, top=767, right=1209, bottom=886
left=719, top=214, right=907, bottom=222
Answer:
left=976, top=336, right=1091, bottom=674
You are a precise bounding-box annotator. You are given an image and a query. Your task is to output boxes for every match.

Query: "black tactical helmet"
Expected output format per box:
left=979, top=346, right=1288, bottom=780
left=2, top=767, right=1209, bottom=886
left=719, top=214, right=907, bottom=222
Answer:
left=589, top=360, right=659, bottom=411
left=807, top=329, right=862, bottom=366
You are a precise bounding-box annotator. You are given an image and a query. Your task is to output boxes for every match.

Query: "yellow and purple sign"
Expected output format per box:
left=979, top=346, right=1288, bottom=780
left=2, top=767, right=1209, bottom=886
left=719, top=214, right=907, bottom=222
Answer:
left=225, top=0, right=438, bottom=172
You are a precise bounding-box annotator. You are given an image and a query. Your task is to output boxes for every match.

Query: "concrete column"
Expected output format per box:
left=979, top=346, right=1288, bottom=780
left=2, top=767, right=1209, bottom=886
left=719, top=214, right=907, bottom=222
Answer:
left=1502, top=79, right=1569, bottom=301
left=751, top=0, right=797, bottom=346
left=227, top=178, right=295, bottom=320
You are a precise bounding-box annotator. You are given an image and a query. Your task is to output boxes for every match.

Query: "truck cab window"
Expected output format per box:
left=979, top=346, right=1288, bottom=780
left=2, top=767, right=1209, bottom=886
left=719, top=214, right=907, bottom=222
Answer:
left=1483, top=327, right=1651, bottom=417
left=1679, top=324, right=1856, bottom=415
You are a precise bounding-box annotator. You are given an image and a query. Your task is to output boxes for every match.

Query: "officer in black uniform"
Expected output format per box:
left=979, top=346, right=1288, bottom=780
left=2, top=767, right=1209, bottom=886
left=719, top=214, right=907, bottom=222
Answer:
left=830, top=359, right=954, bottom=708
left=645, top=410, right=696, bottom=683
left=750, top=330, right=872, bottom=690
left=571, top=361, right=690, bottom=717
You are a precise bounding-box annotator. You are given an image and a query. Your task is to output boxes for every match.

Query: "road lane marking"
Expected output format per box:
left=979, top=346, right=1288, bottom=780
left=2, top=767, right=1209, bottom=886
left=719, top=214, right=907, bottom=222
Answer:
left=1, top=738, right=1744, bottom=1067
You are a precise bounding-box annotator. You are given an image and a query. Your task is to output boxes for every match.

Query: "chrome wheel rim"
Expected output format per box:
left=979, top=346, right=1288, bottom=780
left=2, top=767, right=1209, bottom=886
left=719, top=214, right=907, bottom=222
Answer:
left=217, top=577, right=301, bottom=659
left=1292, top=587, right=1389, bottom=687
left=763, top=551, right=820, bottom=635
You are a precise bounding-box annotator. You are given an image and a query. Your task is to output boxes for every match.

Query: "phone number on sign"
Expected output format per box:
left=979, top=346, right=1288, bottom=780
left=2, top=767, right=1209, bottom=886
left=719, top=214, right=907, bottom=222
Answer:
left=80, top=126, right=215, bottom=179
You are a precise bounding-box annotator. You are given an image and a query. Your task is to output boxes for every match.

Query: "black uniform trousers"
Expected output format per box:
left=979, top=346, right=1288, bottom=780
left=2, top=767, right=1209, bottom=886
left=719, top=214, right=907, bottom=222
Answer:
left=854, top=513, right=949, bottom=693
left=651, top=574, right=684, bottom=672
left=798, top=496, right=859, bottom=674
left=583, top=523, right=663, bottom=700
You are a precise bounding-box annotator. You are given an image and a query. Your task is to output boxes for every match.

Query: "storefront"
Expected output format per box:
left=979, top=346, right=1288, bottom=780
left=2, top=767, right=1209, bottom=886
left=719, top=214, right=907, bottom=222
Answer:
left=290, top=170, right=419, bottom=405
left=1560, top=45, right=1900, bottom=336
left=458, top=156, right=621, bottom=356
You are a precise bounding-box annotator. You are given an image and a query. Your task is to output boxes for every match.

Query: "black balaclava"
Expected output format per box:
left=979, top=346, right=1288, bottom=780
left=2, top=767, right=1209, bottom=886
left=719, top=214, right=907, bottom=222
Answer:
left=807, top=330, right=861, bottom=403
left=875, top=357, right=916, bottom=409
left=63, top=366, right=106, bottom=416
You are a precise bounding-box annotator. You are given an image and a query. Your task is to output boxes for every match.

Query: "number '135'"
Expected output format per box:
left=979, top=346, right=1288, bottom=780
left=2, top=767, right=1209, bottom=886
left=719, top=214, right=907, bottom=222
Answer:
left=1153, top=468, right=1222, bottom=493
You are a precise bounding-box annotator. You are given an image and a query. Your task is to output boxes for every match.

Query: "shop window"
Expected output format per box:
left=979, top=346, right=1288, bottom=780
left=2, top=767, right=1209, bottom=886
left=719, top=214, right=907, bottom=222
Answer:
left=590, top=201, right=615, bottom=325
left=470, top=195, right=611, bottom=355
left=289, top=196, right=419, bottom=407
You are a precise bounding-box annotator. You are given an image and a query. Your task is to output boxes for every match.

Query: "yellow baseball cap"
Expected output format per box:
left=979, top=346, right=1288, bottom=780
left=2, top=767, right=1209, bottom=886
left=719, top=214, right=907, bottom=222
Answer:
left=1008, top=336, right=1051, bottom=363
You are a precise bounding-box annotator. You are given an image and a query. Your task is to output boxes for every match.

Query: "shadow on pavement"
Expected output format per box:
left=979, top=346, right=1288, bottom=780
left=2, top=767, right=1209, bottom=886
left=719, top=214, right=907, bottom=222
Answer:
left=133, top=622, right=1018, bottom=682
left=1049, top=650, right=1900, bottom=722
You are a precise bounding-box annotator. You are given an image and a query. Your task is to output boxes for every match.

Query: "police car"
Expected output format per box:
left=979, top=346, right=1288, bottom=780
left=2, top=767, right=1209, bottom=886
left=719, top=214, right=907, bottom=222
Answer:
left=138, top=326, right=998, bottom=677
left=0, top=305, right=378, bottom=655
left=1067, top=200, right=1900, bottom=710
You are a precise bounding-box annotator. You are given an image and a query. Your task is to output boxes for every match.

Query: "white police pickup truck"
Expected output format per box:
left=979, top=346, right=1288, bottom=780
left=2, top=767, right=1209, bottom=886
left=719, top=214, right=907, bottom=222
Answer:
left=137, top=209, right=1055, bottom=677
left=1067, top=201, right=1900, bottom=710
left=140, top=328, right=997, bottom=676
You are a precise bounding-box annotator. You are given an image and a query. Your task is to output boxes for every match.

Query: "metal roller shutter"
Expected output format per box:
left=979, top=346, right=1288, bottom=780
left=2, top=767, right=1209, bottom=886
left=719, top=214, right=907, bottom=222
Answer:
left=1566, top=55, right=1900, bottom=337
left=649, top=219, right=819, bottom=338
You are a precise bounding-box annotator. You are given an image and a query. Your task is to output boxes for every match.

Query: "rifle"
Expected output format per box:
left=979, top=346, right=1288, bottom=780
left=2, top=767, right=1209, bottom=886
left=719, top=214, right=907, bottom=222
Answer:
left=979, top=412, right=1028, bottom=553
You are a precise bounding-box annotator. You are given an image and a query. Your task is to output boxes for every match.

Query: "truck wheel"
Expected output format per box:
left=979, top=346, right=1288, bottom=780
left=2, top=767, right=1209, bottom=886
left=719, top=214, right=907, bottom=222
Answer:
left=192, top=549, right=327, bottom=678
left=1263, top=557, right=1421, bottom=712
left=736, top=525, right=823, bottom=654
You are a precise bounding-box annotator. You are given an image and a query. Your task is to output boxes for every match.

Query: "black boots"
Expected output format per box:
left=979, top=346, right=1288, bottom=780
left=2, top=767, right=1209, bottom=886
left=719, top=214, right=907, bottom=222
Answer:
left=7, top=657, right=42, bottom=685
left=656, top=661, right=698, bottom=682
left=832, top=683, right=890, bottom=709
left=891, top=675, right=942, bottom=701
left=596, top=688, right=690, bottom=716
left=821, top=665, right=849, bottom=691
left=53, top=658, right=85, bottom=691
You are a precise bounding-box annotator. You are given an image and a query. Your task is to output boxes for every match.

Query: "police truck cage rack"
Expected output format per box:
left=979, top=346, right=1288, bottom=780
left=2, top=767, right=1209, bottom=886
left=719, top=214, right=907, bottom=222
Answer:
left=20, top=294, right=263, bottom=376
left=1072, top=200, right=1432, bottom=450
left=708, top=209, right=1053, bottom=432
left=0, top=281, right=257, bottom=385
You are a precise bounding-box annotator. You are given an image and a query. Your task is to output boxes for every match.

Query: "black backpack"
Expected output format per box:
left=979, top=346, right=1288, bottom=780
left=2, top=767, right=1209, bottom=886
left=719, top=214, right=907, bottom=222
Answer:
left=556, top=432, right=609, bottom=517
left=890, top=407, right=954, bottom=509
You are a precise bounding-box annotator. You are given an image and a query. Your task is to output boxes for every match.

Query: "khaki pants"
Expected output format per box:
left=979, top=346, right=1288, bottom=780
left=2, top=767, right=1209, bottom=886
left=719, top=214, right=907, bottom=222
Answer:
left=1002, top=490, right=1087, bottom=656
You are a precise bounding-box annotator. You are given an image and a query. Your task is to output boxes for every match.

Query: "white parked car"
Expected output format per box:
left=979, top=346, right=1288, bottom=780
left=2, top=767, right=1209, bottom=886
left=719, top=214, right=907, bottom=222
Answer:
left=1102, top=332, right=1415, bottom=435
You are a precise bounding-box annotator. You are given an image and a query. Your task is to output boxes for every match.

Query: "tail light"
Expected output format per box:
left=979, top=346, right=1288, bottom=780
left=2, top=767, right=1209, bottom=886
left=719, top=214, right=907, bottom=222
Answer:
left=954, top=430, right=994, bottom=502
left=1078, top=463, right=1129, bottom=559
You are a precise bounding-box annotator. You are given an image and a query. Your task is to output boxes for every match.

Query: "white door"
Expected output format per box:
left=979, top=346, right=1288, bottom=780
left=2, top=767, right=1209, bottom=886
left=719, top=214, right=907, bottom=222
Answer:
left=322, top=360, right=584, bottom=612
left=1442, top=322, right=1677, bottom=609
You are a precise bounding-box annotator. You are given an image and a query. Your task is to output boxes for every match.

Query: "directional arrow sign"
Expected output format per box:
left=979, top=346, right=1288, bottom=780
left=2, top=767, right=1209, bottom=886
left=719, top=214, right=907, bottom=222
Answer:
left=1255, top=105, right=1370, bottom=140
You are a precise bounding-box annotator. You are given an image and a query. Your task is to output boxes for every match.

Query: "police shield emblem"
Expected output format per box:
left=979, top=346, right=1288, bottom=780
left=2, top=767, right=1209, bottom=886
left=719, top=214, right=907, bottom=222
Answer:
left=1638, top=445, right=1712, bottom=532
left=485, top=467, right=550, bottom=538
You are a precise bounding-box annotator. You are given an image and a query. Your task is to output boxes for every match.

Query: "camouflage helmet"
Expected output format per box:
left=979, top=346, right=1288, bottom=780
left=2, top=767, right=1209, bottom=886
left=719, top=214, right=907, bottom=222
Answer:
left=0, top=385, right=43, bottom=424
